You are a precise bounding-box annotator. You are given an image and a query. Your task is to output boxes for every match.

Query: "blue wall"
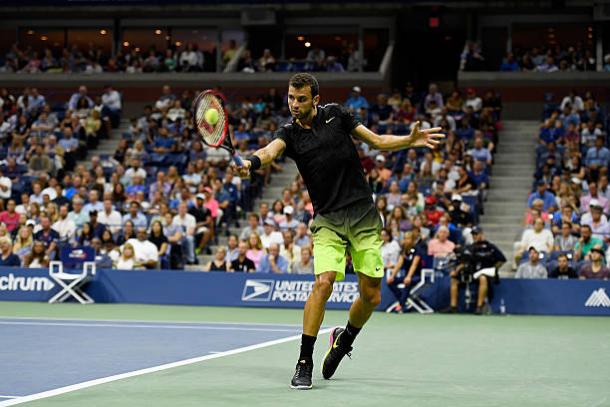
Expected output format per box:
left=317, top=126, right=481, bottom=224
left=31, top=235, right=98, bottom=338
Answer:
left=1, top=267, right=609, bottom=316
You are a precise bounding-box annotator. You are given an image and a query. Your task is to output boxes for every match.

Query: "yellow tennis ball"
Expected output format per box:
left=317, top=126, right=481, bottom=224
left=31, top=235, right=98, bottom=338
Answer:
left=205, top=108, right=219, bottom=125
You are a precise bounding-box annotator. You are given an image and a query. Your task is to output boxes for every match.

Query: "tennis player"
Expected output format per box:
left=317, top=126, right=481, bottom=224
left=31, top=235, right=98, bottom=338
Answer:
left=235, top=73, right=443, bottom=389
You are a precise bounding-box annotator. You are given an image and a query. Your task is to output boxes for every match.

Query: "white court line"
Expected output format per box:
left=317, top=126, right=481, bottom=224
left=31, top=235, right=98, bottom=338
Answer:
left=0, top=327, right=332, bottom=407
left=0, top=315, right=302, bottom=328
left=0, top=321, right=299, bottom=333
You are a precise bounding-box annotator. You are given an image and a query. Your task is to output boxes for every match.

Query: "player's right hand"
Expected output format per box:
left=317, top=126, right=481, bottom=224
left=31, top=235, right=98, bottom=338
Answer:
left=233, top=160, right=251, bottom=179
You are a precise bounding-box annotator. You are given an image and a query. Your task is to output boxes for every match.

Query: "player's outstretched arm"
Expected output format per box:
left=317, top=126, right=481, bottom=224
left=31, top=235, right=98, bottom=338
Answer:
left=352, top=121, right=444, bottom=151
left=234, top=138, right=287, bottom=178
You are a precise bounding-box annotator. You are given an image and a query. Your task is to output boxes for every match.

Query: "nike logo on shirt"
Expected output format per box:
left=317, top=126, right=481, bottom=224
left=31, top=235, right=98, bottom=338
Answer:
left=325, top=117, right=335, bottom=123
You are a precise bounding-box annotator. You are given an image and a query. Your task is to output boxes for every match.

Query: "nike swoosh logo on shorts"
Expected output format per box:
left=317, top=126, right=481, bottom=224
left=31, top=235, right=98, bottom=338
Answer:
left=326, top=117, right=335, bottom=123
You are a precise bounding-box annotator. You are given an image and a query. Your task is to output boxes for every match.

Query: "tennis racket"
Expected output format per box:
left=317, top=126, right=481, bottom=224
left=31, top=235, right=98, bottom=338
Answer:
left=192, top=89, right=243, bottom=166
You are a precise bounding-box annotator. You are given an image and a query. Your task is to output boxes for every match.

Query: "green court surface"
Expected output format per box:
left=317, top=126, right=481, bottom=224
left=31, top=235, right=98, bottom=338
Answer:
left=1, top=302, right=609, bottom=407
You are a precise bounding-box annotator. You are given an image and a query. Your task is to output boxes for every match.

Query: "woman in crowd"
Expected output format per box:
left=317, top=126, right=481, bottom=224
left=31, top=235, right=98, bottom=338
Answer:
left=115, top=243, right=136, bottom=270
left=12, top=226, right=33, bottom=263
left=291, top=246, right=314, bottom=274
left=25, top=241, right=49, bottom=268
left=205, top=246, right=230, bottom=272
left=246, top=232, right=265, bottom=269
left=149, top=220, right=169, bottom=260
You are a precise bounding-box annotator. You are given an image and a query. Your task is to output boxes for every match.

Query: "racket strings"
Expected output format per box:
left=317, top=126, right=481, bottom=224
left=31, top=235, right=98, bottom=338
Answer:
left=195, top=95, right=226, bottom=146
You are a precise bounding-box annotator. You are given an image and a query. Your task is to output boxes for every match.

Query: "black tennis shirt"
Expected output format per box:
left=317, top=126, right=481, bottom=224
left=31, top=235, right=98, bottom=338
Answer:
left=274, top=104, right=373, bottom=215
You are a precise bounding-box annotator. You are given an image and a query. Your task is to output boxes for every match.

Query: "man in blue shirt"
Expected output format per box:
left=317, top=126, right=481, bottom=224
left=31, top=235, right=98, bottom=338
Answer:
left=345, top=86, right=369, bottom=121
left=527, top=181, right=556, bottom=211
left=122, top=201, right=148, bottom=229
left=585, top=135, right=610, bottom=168
left=257, top=243, right=289, bottom=273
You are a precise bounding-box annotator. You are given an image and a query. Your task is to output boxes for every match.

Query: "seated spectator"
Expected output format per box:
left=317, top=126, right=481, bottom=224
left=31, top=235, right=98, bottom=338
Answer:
left=24, top=241, right=49, bottom=269
left=279, top=206, right=299, bottom=231
left=585, top=135, right=610, bottom=170
left=292, top=246, right=314, bottom=274
left=574, top=224, right=603, bottom=261
left=294, top=222, right=311, bottom=247
left=231, top=240, right=256, bottom=272
left=240, top=213, right=264, bottom=241
left=514, top=218, right=553, bottom=268
left=553, top=221, right=578, bottom=252
left=579, top=247, right=610, bottom=280
left=115, top=243, right=136, bottom=270
left=549, top=253, right=578, bottom=279
left=257, top=243, right=288, bottom=274
left=528, top=181, right=555, bottom=211
left=34, top=215, right=59, bottom=259
left=345, top=86, right=369, bottom=119
left=500, top=52, right=520, bottom=71
left=53, top=204, right=76, bottom=244
left=149, top=220, right=169, bottom=262
left=12, top=226, right=33, bottom=262
left=205, top=246, right=230, bottom=272
left=515, top=247, right=548, bottom=279
left=427, top=226, right=456, bottom=258
left=172, top=202, right=197, bottom=265
left=122, top=201, right=148, bottom=229
left=125, top=227, right=159, bottom=269
left=0, top=199, right=20, bottom=233
left=260, top=219, right=284, bottom=249
left=381, top=228, right=401, bottom=273
left=0, top=236, right=20, bottom=266
left=280, top=230, right=301, bottom=272
left=246, top=233, right=264, bottom=269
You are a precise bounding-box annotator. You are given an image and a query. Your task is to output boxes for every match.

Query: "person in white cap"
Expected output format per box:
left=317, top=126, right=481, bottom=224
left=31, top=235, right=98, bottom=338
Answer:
left=345, top=86, right=369, bottom=121
left=279, top=205, right=299, bottom=231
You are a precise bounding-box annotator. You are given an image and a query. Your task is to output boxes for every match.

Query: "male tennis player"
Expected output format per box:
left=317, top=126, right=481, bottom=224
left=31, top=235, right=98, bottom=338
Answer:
left=235, top=73, right=443, bottom=390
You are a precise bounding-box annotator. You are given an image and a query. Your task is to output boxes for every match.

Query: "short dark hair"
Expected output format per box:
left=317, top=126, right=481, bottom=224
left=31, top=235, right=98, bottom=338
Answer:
left=289, top=73, right=319, bottom=98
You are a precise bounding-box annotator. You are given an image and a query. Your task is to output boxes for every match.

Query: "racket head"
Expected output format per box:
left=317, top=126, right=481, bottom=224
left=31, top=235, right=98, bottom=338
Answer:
left=193, top=89, right=231, bottom=151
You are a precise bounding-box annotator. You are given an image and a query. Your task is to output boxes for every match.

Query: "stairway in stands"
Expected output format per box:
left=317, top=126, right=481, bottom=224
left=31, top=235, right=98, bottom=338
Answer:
left=75, top=119, right=130, bottom=169
left=480, top=120, right=539, bottom=276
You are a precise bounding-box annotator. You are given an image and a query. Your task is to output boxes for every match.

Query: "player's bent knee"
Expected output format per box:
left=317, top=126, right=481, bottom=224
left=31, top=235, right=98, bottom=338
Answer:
left=313, top=273, right=336, bottom=299
left=360, top=289, right=381, bottom=308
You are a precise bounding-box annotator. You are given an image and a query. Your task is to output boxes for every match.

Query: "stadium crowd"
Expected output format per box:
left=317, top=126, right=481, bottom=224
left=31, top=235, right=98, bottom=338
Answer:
left=1, top=42, right=364, bottom=74
left=514, top=89, right=610, bottom=280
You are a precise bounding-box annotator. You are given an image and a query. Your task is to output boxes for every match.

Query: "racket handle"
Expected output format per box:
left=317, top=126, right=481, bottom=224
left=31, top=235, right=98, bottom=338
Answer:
left=232, top=153, right=244, bottom=167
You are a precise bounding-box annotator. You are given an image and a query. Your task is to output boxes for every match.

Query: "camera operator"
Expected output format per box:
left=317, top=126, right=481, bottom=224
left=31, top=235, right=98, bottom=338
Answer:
left=448, top=226, right=506, bottom=314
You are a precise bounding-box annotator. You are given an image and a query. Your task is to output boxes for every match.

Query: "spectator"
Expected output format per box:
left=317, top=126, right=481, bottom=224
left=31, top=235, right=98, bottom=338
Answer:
left=574, top=224, right=603, bottom=261
left=585, top=136, right=610, bottom=169
left=0, top=199, right=19, bottom=233
left=122, top=201, right=148, bottom=229
left=549, top=253, right=578, bottom=279
left=12, top=226, right=33, bottom=262
left=279, top=206, right=299, bottom=231
left=280, top=230, right=301, bottom=271
left=24, top=241, right=49, bottom=268
left=246, top=233, right=264, bottom=269
left=34, top=215, right=59, bottom=259
left=205, top=246, right=230, bottom=272
left=149, top=220, right=169, bottom=263
left=258, top=49, right=276, bottom=72
left=231, top=240, right=256, bottom=272
left=260, top=219, right=284, bottom=249
left=424, top=83, right=444, bottom=111
left=294, top=222, right=311, bottom=248
left=380, top=228, right=401, bottom=273
left=553, top=221, right=578, bottom=252
left=427, top=226, right=455, bottom=258
left=125, top=227, right=159, bottom=269
left=463, top=88, right=482, bottom=113
left=515, top=247, right=548, bottom=279
left=579, top=247, right=609, bottom=280
left=257, top=242, right=288, bottom=274
left=240, top=213, right=264, bottom=241
left=292, top=246, right=314, bottom=274
left=0, top=236, right=20, bottom=266
left=527, top=181, right=556, bottom=211
left=345, top=86, right=369, bottom=119
left=115, top=243, right=136, bottom=270
left=68, top=86, right=93, bottom=111
left=173, top=202, right=197, bottom=265
left=97, top=199, right=122, bottom=235
left=52, top=204, right=76, bottom=244
left=500, top=52, right=520, bottom=71
left=0, top=167, right=12, bottom=202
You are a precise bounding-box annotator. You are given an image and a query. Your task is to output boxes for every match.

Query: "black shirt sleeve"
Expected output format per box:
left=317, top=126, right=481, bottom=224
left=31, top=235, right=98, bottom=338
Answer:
left=273, top=125, right=293, bottom=158
left=336, top=104, right=361, bottom=134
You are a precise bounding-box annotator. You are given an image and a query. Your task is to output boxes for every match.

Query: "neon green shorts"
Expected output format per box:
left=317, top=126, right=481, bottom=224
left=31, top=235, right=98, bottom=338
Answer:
left=310, top=200, right=384, bottom=281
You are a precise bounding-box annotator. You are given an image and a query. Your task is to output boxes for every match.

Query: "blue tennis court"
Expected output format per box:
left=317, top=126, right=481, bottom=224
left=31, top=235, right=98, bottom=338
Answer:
left=0, top=316, right=304, bottom=402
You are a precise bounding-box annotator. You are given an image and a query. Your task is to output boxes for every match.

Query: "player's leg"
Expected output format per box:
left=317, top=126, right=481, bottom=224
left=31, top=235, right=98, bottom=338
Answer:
left=322, top=201, right=383, bottom=380
left=475, top=275, right=488, bottom=314
left=291, top=215, right=347, bottom=390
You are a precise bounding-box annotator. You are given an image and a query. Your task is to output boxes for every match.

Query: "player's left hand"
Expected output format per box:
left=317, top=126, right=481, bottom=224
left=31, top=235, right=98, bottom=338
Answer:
left=232, top=160, right=251, bottom=179
left=409, top=121, right=445, bottom=149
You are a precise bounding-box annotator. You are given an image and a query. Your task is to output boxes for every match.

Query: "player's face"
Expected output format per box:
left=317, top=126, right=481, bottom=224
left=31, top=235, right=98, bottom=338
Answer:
left=288, top=86, right=319, bottom=120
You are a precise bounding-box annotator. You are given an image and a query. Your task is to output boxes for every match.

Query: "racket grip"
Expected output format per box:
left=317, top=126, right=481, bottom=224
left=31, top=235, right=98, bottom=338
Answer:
left=232, top=153, right=244, bottom=167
